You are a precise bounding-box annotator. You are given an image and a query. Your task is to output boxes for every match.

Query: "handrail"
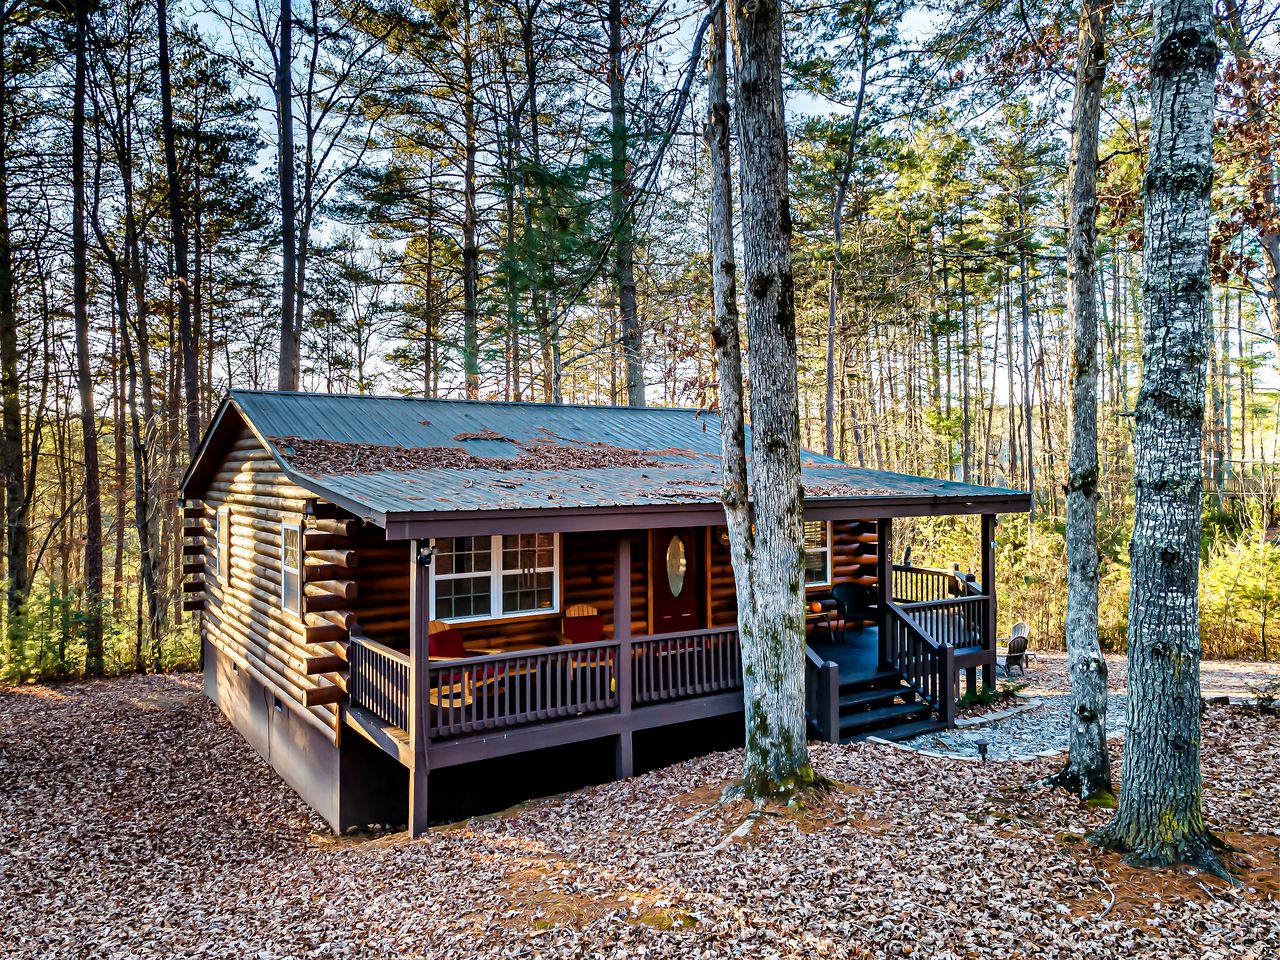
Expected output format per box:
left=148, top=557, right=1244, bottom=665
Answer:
left=348, top=634, right=411, bottom=732
left=885, top=600, right=956, bottom=727
left=352, top=635, right=409, bottom=666
left=803, top=644, right=840, bottom=742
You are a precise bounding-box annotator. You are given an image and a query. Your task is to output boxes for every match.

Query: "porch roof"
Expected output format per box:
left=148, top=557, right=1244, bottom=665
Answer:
left=182, top=390, right=1030, bottom=533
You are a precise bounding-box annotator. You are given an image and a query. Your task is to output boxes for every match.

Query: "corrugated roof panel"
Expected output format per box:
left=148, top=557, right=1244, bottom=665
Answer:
left=215, top=390, right=1025, bottom=520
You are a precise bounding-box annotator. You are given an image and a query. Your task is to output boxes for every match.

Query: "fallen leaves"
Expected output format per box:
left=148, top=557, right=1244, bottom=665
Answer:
left=1, top=669, right=1278, bottom=959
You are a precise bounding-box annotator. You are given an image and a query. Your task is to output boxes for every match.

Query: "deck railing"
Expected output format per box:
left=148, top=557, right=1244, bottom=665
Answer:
left=892, top=563, right=978, bottom=604
left=349, top=627, right=745, bottom=741
left=348, top=635, right=411, bottom=732
left=631, top=627, right=742, bottom=703
left=900, top=595, right=987, bottom=651
left=804, top=644, right=841, bottom=742
left=885, top=600, right=956, bottom=726
left=427, top=640, right=619, bottom=739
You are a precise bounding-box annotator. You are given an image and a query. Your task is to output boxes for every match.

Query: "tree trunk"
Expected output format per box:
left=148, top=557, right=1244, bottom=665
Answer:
left=1095, top=0, right=1226, bottom=876
left=276, top=0, right=299, bottom=390
left=1053, top=0, right=1113, bottom=803
left=608, top=0, right=643, bottom=406
left=720, top=0, right=813, bottom=798
left=157, top=0, right=199, bottom=458
left=0, top=14, right=29, bottom=660
left=71, top=0, right=104, bottom=675
left=462, top=0, right=480, bottom=398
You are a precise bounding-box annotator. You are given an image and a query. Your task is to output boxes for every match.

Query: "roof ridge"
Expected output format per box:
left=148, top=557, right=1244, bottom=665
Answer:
left=229, top=388, right=717, bottom=416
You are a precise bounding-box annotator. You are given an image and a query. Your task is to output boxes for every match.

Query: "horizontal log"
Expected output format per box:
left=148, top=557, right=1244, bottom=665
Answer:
left=304, top=654, right=347, bottom=675
left=303, top=684, right=347, bottom=708
left=305, top=579, right=357, bottom=601
left=303, top=533, right=350, bottom=551
left=307, top=609, right=357, bottom=630
left=305, top=624, right=348, bottom=646
left=305, top=562, right=349, bottom=583
left=305, top=594, right=350, bottom=613
left=203, top=630, right=337, bottom=742
left=311, top=517, right=358, bottom=537
left=307, top=548, right=355, bottom=568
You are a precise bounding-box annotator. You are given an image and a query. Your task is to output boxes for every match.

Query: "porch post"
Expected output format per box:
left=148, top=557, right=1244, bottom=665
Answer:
left=614, top=535, right=634, bottom=779
left=981, top=514, right=997, bottom=691
left=408, top=539, right=431, bottom=836
left=875, top=517, right=892, bottom=665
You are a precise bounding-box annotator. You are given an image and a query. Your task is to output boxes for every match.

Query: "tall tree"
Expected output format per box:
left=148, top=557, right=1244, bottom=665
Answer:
left=607, top=0, right=642, bottom=406
left=0, top=1, right=29, bottom=657
left=1095, top=0, right=1225, bottom=875
left=71, top=0, right=104, bottom=675
left=276, top=0, right=299, bottom=390
left=719, top=0, right=814, bottom=799
left=1053, top=0, right=1113, bottom=803
left=157, top=0, right=199, bottom=457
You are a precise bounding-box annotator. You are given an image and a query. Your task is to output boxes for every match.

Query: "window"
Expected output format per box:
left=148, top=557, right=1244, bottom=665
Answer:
left=216, top=506, right=230, bottom=583
left=803, top=521, right=832, bottom=586
left=281, top=522, right=303, bottom=615
left=431, top=533, right=559, bottom=623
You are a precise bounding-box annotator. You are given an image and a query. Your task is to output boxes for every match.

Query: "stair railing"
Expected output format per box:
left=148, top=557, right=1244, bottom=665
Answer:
left=804, top=644, right=841, bottom=742
left=885, top=600, right=957, bottom=727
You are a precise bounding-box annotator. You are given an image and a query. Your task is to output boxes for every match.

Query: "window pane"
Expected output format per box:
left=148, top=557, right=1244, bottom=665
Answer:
left=803, top=522, right=827, bottom=549
left=437, top=536, right=490, bottom=576
left=502, top=532, right=553, bottom=572
left=282, top=526, right=301, bottom=570
left=502, top=570, right=554, bottom=614
left=804, top=553, right=828, bottom=584
left=435, top=575, right=492, bottom=620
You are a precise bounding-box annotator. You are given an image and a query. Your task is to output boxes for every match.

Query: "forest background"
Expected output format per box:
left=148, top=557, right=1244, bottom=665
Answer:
left=1, top=0, right=1277, bottom=679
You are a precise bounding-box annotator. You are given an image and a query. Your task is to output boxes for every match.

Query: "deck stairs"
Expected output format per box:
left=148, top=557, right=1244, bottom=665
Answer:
left=832, top=667, right=948, bottom=743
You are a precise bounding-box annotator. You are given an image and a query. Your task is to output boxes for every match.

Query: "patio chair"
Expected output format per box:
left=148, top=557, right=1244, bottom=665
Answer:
left=426, top=620, right=502, bottom=708
left=561, top=604, right=605, bottom=644
left=832, top=581, right=877, bottom=634
left=997, top=623, right=1031, bottom=677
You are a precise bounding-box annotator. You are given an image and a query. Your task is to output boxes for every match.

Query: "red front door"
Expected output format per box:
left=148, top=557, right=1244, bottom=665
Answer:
left=650, top=528, right=704, bottom=633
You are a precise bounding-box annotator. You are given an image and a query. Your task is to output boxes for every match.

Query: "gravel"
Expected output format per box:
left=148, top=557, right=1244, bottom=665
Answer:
left=2, top=669, right=1278, bottom=959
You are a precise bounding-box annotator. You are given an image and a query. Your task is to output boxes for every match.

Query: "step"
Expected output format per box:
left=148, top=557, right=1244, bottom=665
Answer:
left=838, top=685, right=914, bottom=712
left=837, top=701, right=929, bottom=736
left=850, top=718, right=949, bottom=744
left=837, top=668, right=902, bottom=692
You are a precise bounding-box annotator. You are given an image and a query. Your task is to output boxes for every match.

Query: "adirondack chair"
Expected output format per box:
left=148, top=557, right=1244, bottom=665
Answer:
left=427, top=620, right=501, bottom=707
left=997, top=622, right=1031, bottom=677
left=561, top=604, right=605, bottom=644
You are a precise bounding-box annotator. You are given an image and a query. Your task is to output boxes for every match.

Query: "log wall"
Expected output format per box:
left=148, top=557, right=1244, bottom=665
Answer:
left=186, top=425, right=352, bottom=741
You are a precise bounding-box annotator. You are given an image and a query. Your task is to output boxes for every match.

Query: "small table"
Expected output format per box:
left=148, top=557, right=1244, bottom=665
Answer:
left=806, top=609, right=835, bottom=641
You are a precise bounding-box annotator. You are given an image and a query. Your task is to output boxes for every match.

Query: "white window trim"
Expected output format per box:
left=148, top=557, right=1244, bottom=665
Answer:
left=216, top=506, right=230, bottom=583
left=804, top=520, right=833, bottom=588
left=280, top=521, right=304, bottom=615
left=429, top=533, right=561, bottom=624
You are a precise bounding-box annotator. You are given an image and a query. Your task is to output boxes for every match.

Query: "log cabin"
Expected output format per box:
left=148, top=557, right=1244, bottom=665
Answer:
left=180, top=390, right=1030, bottom=833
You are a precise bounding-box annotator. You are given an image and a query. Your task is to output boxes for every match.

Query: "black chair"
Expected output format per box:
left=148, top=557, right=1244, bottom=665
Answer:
left=832, top=582, right=877, bottom=635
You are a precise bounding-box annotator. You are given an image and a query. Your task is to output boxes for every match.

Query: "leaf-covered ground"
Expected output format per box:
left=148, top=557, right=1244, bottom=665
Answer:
left=2, top=669, right=1277, bottom=959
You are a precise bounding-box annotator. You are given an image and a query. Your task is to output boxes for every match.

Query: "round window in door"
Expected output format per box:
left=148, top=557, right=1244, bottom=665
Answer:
left=666, top=534, right=688, bottom=597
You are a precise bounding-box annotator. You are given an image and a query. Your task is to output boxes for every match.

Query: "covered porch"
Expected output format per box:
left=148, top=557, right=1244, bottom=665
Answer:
left=342, top=507, right=1010, bottom=834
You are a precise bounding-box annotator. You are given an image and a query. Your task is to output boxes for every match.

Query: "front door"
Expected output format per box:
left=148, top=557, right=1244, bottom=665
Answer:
left=650, top=528, right=704, bottom=633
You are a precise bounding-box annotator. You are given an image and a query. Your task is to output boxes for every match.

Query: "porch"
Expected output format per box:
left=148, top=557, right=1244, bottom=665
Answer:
left=342, top=517, right=1001, bottom=828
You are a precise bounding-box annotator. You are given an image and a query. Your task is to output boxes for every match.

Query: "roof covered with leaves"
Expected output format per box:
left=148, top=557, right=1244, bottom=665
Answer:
left=182, top=390, right=1028, bottom=524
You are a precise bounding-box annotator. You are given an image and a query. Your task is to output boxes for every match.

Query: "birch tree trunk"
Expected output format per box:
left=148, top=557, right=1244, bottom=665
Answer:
left=1095, top=0, right=1226, bottom=876
left=1053, top=0, right=1113, bottom=803
left=714, top=0, right=812, bottom=798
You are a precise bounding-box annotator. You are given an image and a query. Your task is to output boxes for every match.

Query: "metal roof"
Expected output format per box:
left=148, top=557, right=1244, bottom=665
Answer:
left=181, top=390, right=1029, bottom=527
